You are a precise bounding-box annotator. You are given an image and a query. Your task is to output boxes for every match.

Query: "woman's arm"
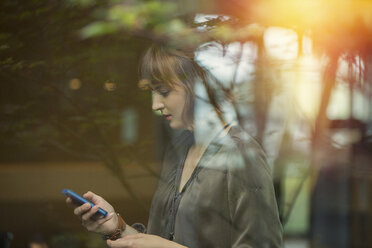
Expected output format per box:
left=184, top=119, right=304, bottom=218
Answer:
left=106, top=234, right=188, bottom=248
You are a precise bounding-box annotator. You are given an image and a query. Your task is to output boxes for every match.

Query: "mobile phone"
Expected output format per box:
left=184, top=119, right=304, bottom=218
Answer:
left=62, top=189, right=108, bottom=217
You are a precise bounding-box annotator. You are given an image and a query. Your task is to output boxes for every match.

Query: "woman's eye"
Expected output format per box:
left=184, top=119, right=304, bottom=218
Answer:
left=158, top=90, right=170, bottom=97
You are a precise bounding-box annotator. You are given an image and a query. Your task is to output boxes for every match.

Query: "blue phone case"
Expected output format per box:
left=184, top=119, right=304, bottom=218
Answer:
left=62, top=189, right=108, bottom=217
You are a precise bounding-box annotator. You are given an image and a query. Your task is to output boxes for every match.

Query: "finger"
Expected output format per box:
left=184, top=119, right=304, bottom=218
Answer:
left=107, top=239, right=133, bottom=248
left=81, top=205, right=100, bottom=221
left=107, top=234, right=149, bottom=247
left=66, top=197, right=82, bottom=208
left=95, top=212, right=115, bottom=225
left=73, top=203, right=91, bottom=216
left=122, top=233, right=145, bottom=240
left=83, top=191, right=102, bottom=204
left=66, top=197, right=74, bottom=206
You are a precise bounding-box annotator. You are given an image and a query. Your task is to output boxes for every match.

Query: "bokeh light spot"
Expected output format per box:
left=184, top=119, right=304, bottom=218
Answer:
left=69, top=78, right=82, bottom=90
left=104, top=80, right=116, bottom=91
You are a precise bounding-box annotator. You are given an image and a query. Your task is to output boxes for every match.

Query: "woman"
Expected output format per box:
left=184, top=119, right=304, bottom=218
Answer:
left=66, top=45, right=283, bottom=248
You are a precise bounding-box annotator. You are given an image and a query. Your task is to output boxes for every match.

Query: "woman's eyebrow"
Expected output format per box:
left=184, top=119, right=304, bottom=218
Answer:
left=147, top=86, right=163, bottom=92
left=153, top=86, right=166, bottom=91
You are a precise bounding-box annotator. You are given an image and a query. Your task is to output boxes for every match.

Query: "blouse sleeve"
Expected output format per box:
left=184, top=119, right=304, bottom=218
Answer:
left=226, top=134, right=283, bottom=248
left=131, top=223, right=147, bottom=233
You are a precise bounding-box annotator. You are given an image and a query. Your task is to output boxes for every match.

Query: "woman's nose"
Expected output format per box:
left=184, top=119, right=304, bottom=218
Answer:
left=152, top=94, right=164, bottom=111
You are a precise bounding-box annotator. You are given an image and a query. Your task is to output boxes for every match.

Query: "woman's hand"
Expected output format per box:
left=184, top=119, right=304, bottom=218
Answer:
left=106, top=234, right=187, bottom=248
left=66, top=191, right=118, bottom=235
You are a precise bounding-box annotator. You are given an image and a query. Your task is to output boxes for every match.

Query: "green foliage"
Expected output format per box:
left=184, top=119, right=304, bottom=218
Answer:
left=81, top=21, right=119, bottom=38
left=75, top=0, right=266, bottom=51
left=80, top=0, right=180, bottom=38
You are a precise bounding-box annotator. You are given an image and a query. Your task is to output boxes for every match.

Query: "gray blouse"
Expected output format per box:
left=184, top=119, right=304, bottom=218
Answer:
left=146, top=127, right=283, bottom=248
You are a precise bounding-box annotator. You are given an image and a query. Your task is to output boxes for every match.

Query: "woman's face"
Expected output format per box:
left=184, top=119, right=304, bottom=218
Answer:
left=151, top=83, right=189, bottom=130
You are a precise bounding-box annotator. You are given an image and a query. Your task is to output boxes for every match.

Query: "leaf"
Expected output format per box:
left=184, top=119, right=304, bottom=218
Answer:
left=66, top=0, right=97, bottom=8
left=80, top=21, right=119, bottom=39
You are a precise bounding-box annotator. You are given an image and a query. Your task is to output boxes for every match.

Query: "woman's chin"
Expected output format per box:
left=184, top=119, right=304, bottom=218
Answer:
left=169, top=123, right=182, bottom=130
left=169, top=121, right=187, bottom=130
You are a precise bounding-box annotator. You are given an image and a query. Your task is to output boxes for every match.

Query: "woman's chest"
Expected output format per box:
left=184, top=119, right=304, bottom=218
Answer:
left=177, top=167, right=229, bottom=216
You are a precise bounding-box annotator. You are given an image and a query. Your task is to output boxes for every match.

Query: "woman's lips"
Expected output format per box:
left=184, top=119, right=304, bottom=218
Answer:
left=164, top=114, right=172, bottom=120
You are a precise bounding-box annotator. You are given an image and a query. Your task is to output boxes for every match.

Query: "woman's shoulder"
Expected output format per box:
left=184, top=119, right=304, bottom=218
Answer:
left=226, top=126, right=262, bottom=149
left=217, top=125, right=265, bottom=156
left=217, top=125, right=273, bottom=183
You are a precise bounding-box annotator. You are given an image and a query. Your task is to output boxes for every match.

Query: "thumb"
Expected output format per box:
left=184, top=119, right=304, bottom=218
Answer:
left=83, top=191, right=101, bottom=203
